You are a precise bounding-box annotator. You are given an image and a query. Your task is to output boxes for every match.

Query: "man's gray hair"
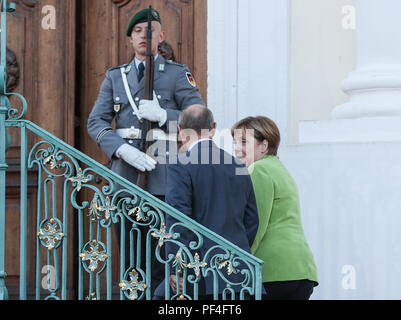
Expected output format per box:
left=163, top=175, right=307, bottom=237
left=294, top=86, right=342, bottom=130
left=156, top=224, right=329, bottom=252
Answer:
left=178, top=104, right=214, bottom=134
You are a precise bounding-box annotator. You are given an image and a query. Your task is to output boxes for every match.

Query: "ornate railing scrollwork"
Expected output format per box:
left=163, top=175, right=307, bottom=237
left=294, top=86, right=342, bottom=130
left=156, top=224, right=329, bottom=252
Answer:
left=2, top=120, right=264, bottom=300
left=37, top=218, right=64, bottom=251
left=69, top=168, right=90, bottom=192
left=119, top=268, right=147, bottom=301
left=0, top=109, right=266, bottom=301
left=80, top=240, right=108, bottom=273
left=152, top=224, right=173, bottom=248
left=186, top=253, right=207, bottom=277
left=0, top=67, right=263, bottom=302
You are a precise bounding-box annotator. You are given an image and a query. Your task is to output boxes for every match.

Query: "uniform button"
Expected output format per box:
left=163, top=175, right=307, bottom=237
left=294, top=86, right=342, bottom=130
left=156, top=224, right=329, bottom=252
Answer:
left=128, top=140, right=134, bottom=144
left=157, top=95, right=162, bottom=99
left=116, top=97, right=120, bottom=102
left=135, top=97, right=140, bottom=102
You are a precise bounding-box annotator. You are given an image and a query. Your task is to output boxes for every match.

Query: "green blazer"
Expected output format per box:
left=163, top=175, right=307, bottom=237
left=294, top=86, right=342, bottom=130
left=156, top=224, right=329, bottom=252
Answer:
left=249, top=156, right=318, bottom=285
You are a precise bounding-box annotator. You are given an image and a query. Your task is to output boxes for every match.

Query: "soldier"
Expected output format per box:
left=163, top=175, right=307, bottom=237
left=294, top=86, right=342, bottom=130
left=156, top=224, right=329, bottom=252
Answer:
left=87, top=8, right=205, bottom=297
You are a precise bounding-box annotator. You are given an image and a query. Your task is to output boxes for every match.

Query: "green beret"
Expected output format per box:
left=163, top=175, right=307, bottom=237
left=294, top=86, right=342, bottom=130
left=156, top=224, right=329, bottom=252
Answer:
left=126, top=8, right=162, bottom=37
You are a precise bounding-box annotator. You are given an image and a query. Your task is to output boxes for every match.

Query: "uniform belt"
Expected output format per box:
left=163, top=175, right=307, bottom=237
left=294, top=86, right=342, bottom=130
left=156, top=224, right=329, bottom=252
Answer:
left=116, top=127, right=177, bottom=142
left=116, top=127, right=143, bottom=140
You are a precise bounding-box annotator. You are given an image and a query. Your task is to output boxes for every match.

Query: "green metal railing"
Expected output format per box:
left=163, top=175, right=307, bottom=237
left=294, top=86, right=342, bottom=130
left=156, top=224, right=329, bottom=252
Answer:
left=0, top=0, right=263, bottom=300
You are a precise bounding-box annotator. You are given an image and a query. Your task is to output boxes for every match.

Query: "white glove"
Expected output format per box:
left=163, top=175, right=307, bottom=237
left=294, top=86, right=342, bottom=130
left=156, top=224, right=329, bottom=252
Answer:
left=116, top=144, right=157, bottom=172
left=138, top=91, right=168, bottom=127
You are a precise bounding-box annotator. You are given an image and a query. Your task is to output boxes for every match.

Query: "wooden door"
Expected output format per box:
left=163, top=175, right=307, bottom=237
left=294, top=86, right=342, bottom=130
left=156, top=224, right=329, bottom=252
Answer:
left=4, top=0, right=76, bottom=299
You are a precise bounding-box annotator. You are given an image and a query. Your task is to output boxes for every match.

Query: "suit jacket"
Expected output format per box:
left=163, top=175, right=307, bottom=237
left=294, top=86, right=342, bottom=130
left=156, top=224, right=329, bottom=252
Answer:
left=155, top=140, right=259, bottom=297
left=87, top=55, right=204, bottom=195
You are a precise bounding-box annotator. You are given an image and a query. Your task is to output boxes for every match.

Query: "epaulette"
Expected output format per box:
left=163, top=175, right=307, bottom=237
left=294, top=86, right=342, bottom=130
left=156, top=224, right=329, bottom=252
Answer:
left=165, top=60, right=186, bottom=67
left=108, top=63, right=129, bottom=72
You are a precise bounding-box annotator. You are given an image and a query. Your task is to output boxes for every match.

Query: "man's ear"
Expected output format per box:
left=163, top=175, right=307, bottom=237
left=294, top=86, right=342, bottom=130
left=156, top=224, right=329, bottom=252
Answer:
left=210, top=123, right=217, bottom=138
left=178, top=125, right=186, bottom=142
left=159, top=30, right=166, bottom=43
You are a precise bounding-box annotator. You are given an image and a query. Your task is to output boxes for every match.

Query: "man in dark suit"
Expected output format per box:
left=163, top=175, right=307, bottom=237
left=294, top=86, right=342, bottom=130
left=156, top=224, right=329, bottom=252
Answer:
left=154, top=105, right=259, bottom=300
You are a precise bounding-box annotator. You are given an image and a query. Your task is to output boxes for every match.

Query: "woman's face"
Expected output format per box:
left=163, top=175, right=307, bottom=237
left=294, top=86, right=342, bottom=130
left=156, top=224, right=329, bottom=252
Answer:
left=233, top=129, right=268, bottom=167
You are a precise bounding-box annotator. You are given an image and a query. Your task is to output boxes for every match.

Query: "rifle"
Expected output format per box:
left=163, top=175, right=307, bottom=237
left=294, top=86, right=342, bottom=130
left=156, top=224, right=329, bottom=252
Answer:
left=136, top=6, right=155, bottom=191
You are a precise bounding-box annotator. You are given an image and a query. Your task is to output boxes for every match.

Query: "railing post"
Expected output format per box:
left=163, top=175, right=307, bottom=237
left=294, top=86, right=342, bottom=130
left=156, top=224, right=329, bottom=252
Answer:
left=19, top=125, right=28, bottom=299
left=0, top=0, right=17, bottom=300
left=0, top=0, right=7, bottom=301
left=0, top=95, right=8, bottom=300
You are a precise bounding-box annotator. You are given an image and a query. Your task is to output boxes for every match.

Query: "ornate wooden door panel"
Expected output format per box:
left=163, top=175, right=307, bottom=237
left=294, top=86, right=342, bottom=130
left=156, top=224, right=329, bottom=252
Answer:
left=5, top=0, right=76, bottom=299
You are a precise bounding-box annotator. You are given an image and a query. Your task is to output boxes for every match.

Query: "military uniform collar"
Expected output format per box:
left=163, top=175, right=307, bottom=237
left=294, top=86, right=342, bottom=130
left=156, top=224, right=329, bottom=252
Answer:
left=133, top=54, right=161, bottom=71
left=125, top=55, right=166, bottom=96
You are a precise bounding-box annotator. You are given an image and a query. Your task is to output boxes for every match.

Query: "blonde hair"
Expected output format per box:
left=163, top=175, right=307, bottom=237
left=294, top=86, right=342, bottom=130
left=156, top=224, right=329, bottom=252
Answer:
left=231, top=116, right=281, bottom=156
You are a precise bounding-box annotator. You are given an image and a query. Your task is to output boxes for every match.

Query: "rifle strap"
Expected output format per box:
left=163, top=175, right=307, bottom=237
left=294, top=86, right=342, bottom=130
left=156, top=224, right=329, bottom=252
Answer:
left=120, top=66, right=142, bottom=121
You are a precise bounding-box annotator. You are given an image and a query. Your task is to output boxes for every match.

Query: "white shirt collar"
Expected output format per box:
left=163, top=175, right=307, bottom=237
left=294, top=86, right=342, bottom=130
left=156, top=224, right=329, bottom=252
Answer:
left=188, top=138, right=213, bottom=152
left=134, top=54, right=159, bottom=70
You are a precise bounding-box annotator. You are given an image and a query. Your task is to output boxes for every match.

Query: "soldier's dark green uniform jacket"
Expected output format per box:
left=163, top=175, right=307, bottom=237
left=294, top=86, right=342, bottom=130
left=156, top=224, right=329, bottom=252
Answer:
left=87, top=55, right=204, bottom=195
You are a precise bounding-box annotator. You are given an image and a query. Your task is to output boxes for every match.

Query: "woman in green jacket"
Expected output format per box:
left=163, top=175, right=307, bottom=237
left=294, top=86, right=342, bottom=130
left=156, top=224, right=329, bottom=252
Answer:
left=232, top=116, right=318, bottom=300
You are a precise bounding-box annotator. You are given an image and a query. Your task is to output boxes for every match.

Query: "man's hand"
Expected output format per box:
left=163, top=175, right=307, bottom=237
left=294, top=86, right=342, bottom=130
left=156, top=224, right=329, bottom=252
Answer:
left=116, top=144, right=157, bottom=172
left=138, top=91, right=167, bottom=127
left=170, top=275, right=183, bottom=295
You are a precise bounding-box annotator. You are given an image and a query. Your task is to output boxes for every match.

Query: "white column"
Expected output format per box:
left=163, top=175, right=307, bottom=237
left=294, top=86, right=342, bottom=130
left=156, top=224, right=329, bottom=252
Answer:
left=332, top=0, right=401, bottom=119
left=300, top=0, right=401, bottom=143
